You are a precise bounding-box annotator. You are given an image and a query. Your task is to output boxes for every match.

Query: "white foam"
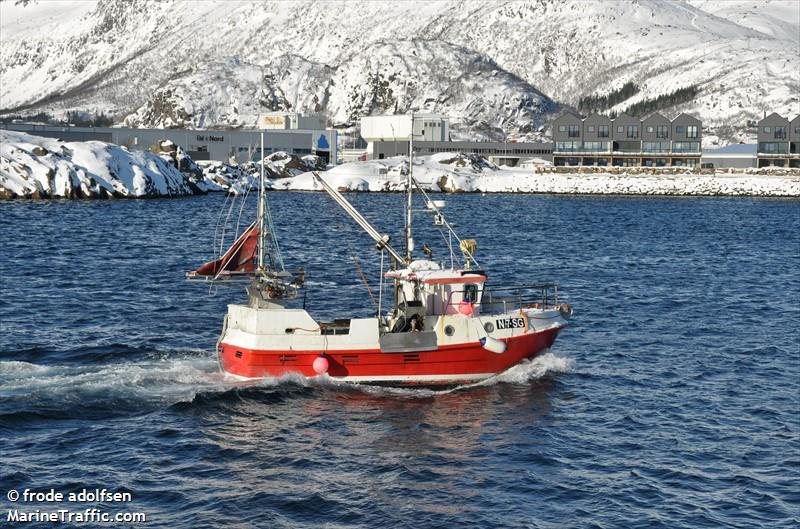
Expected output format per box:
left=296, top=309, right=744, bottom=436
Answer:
left=0, top=351, right=574, bottom=404
left=475, top=351, right=574, bottom=386
left=0, top=356, right=225, bottom=405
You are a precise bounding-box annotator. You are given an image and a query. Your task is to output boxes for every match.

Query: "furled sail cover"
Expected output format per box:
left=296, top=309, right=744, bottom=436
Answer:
left=189, top=222, right=259, bottom=277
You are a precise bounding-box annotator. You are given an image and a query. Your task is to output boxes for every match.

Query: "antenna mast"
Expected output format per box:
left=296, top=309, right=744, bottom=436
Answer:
left=258, top=131, right=266, bottom=271
left=405, top=112, right=414, bottom=262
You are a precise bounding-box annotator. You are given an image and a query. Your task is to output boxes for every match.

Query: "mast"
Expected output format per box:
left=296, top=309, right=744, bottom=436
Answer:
left=405, top=112, right=414, bottom=262
left=258, top=131, right=266, bottom=271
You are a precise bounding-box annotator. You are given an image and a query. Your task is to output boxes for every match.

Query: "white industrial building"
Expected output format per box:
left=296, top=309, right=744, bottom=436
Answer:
left=3, top=113, right=337, bottom=165
left=700, top=144, right=757, bottom=169
left=361, top=114, right=450, bottom=144
left=358, top=113, right=552, bottom=166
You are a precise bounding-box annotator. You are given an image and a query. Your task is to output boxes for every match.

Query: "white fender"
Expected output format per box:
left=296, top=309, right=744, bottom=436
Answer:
left=480, top=336, right=507, bottom=354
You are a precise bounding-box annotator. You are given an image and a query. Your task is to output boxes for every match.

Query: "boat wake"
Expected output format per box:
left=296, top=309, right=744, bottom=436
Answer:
left=0, top=351, right=224, bottom=422
left=0, top=349, right=574, bottom=421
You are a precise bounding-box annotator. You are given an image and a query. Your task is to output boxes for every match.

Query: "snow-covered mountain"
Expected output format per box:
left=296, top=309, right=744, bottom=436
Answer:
left=1, top=0, right=798, bottom=145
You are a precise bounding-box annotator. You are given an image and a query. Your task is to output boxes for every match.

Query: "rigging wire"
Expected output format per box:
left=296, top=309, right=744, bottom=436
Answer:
left=352, top=254, right=378, bottom=307
left=233, top=172, right=255, bottom=244
left=410, top=177, right=479, bottom=268
left=262, top=188, right=285, bottom=271
left=213, top=188, right=234, bottom=260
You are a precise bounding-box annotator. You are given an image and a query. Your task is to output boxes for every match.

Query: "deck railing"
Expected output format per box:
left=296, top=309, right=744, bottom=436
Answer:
left=444, top=283, right=563, bottom=315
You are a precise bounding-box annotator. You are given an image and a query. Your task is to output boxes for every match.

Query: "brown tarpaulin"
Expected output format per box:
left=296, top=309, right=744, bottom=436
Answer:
left=189, top=222, right=259, bottom=277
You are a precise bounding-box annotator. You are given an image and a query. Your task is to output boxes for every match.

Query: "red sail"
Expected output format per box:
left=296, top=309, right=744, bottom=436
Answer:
left=190, top=222, right=259, bottom=277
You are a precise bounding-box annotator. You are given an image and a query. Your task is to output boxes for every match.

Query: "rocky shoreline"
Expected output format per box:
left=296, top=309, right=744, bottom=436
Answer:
left=2, top=132, right=799, bottom=199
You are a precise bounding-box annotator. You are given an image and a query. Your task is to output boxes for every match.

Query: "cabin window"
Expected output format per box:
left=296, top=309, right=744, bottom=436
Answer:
left=445, top=325, right=455, bottom=336
left=464, top=283, right=479, bottom=303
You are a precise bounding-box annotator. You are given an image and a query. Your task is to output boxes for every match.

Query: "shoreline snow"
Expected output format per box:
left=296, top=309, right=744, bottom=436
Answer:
left=2, top=134, right=798, bottom=199
left=275, top=153, right=800, bottom=198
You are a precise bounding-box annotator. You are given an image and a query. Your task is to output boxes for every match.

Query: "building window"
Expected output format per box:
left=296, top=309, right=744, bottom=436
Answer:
left=556, top=141, right=580, bottom=152
left=763, top=126, right=771, bottom=133
left=656, top=126, right=669, bottom=139
left=568, top=125, right=580, bottom=138
left=672, top=141, right=700, bottom=153
left=643, top=142, right=668, bottom=153
left=759, top=142, right=788, bottom=154
left=646, top=126, right=654, bottom=133
left=558, top=125, right=566, bottom=132
left=627, top=125, right=639, bottom=138
left=675, top=126, right=685, bottom=134
left=582, top=141, right=608, bottom=152
left=587, top=125, right=595, bottom=132
left=687, top=126, right=698, bottom=139
left=774, top=127, right=786, bottom=139
left=617, top=126, right=624, bottom=133
left=598, top=126, right=609, bottom=138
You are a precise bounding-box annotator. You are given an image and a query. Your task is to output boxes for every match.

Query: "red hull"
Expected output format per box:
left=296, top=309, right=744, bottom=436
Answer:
left=219, top=326, right=562, bottom=385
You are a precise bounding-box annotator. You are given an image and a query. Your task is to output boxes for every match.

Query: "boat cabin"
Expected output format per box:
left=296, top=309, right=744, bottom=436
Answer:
left=385, top=260, right=486, bottom=318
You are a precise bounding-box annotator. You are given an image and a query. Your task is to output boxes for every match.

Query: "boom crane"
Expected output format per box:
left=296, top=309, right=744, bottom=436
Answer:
left=311, top=172, right=407, bottom=265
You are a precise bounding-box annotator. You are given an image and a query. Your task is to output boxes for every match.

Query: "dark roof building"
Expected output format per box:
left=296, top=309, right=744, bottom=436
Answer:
left=756, top=113, right=792, bottom=167
left=789, top=115, right=800, bottom=167
left=552, top=111, right=702, bottom=168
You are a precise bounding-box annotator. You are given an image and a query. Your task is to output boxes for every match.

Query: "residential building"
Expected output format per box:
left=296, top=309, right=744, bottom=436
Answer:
left=641, top=112, right=671, bottom=167
left=579, top=113, right=612, bottom=166
left=611, top=112, right=642, bottom=166
left=551, top=112, right=584, bottom=166
left=670, top=113, right=702, bottom=167
left=757, top=113, right=790, bottom=167
left=789, top=115, right=800, bottom=168
left=552, top=111, right=702, bottom=167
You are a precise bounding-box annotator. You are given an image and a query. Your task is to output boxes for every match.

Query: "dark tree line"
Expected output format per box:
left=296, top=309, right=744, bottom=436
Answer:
left=1, top=110, right=113, bottom=127
left=622, top=85, right=700, bottom=116
left=0, top=111, right=53, bottom=124
left=65, top=110, right=114, bottom=127
left=578, top=82, right=640, bottom=113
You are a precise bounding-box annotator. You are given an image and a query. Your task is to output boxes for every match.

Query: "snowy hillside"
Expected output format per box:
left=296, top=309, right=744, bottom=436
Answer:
left=1, top=0, right=798, bottom=144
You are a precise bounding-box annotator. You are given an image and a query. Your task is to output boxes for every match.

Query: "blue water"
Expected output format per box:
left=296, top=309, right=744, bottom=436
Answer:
left=1, top=193, right=798, bottom=528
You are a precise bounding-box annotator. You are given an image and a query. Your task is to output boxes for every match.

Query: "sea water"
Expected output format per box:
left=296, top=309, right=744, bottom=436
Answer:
left=1, top=193, right=798, bottom=528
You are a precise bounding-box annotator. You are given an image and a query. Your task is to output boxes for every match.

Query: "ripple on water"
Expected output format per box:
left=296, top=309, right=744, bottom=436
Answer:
left=1, top=194, right=798, bottom=528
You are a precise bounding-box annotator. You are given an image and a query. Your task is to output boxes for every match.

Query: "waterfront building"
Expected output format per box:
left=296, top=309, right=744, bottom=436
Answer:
left=756, top=112, right=790, bottom=167
left=2, top=119, right=337, bottom=165
left=701, top=144, right=757, bottom=169
left=553, top=111, right=702, bottom=168
left=788, top=114, right=800, bottom=168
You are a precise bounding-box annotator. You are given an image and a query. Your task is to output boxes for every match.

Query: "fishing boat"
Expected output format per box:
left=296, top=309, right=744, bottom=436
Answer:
left=188, top=130, right=572, bottom=386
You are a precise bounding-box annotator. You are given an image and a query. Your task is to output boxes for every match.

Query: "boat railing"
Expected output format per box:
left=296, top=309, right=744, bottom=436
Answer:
left=443, top=283, right=562, bottom=315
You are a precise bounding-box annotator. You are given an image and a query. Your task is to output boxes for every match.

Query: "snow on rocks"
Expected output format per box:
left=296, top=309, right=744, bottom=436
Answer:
left=260, top=151, right=326, bottom=179
left=196, top=160, right=257, bottom=194
left=0, top=130, right=200, bottom=199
